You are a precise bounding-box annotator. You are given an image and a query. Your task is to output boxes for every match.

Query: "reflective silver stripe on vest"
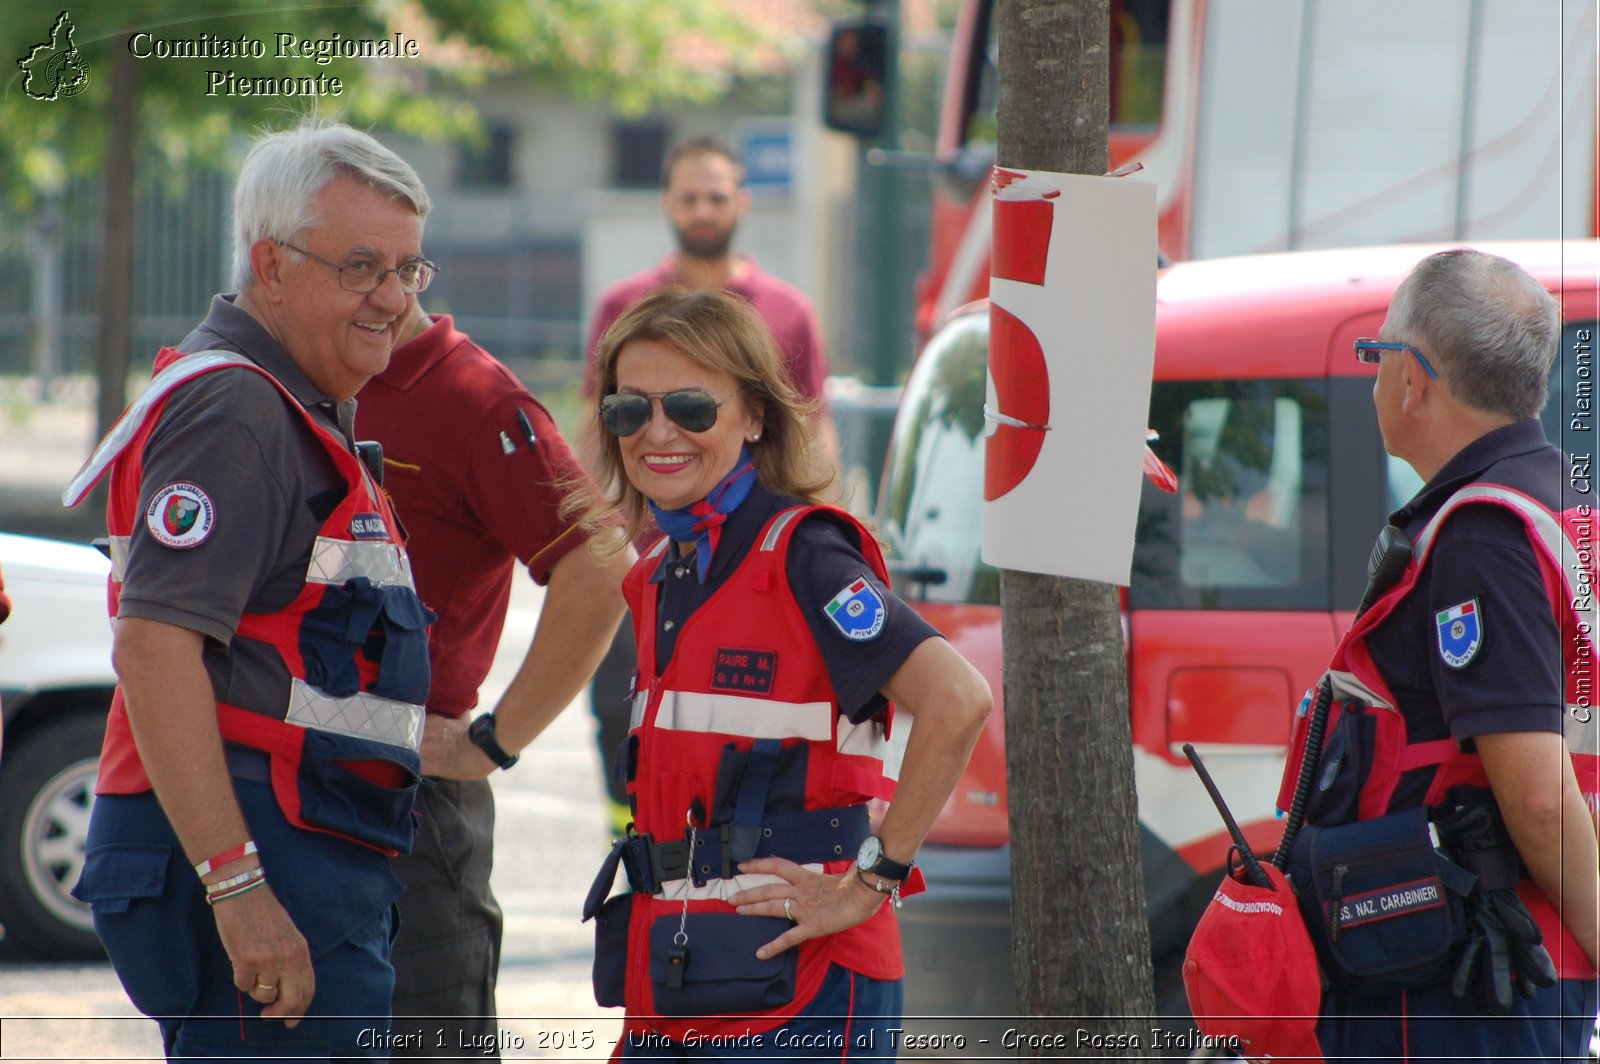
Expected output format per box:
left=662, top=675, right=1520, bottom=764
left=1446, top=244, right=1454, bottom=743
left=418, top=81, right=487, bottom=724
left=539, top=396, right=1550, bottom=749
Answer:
left=629, top=689, right=649, bottom=731
left=108, top=535, right=131, bottom=582
left=836, top=714, right=891, bottom=762
left=653, top=868, right=820, bottom=903
left=1413, top=484, right=1597, bottom=638
left=1567, top=706, right=1600, bottom=756
left=1328, top=668, right=1395, bottom=711
left=654, top=689, right=834, bottom=741
left=307, top=536, right=415, bottom=590
left=63, top=351, right=257, bottom=507
left=759, top=507, right=808, bottom=552
left=287, top=676, right=423, bottom=751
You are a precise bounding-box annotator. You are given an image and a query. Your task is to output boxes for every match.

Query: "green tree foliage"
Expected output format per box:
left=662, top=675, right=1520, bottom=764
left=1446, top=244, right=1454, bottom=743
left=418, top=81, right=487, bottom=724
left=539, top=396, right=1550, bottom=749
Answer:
left=1, top=0, right=768, bottom=209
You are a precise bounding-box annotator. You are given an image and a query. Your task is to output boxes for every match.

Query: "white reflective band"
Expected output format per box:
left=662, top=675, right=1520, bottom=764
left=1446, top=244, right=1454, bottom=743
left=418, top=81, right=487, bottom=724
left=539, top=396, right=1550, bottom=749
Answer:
left=629, top=690, right=649, bottom=731
left=760, top=507, right=808, bottom=552
left=307, top=537, right=413, bottom=589
left=108, top=535, right=131, bottom=582
left=63, top=351, right=257, bottom=507
left=652, top=868, right=821, bottom=903
left=1567, top=707, right=1600, bottom=756
left=1327, top=669, right=1394, bottom=712
left=654, top=689, right=834, bottom=742
left=836, top=716, right=890, bottom=761
left=286, top=677, right=423, bottom=751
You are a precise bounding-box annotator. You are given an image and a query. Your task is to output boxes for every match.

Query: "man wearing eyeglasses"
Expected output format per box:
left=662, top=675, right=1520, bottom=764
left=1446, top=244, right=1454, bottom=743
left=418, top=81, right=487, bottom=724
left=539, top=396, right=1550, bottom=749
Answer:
left=64, top=121, right=438, bottom=1059
left=1292, top=249, right=1599, bottom=1059
left=356, top=293, right=635, bottom=1058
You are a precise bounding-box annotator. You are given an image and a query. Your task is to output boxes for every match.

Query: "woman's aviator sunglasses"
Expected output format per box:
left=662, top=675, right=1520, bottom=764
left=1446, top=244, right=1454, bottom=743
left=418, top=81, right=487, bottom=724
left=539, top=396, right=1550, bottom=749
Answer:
left=598, top=388, right=734, bottom=436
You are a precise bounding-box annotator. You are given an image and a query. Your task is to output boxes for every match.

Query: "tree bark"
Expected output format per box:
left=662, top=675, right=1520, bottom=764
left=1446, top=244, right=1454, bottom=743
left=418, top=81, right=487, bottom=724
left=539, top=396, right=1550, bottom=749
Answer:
left=996, top=1, right=1156, bottom=1053
left=94, top=36, right=136, bottom=444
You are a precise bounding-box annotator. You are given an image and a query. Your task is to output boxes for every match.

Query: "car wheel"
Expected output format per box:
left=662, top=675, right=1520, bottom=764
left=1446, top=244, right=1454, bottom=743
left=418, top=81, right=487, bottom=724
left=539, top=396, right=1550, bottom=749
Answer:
left=0, top=712, right=106, bottom=959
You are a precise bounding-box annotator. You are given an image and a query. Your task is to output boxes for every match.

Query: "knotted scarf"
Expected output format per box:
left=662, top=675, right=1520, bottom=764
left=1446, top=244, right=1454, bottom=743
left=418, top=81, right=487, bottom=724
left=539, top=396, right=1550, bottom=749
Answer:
left=648, top=451, right=757, bottom=583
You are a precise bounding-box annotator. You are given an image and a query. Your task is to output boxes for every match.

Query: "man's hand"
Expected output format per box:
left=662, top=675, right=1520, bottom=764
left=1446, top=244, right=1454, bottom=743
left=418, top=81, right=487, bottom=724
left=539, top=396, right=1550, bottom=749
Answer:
left=420, top=713, right=496, bottom=780
left=214, top=885, right=315, bottom=1025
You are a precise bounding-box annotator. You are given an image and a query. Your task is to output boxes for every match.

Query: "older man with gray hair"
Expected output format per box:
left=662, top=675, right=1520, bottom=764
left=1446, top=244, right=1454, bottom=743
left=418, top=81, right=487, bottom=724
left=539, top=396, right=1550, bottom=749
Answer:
left=1288, top=248, right=1599, bottom=1059
left=65, top=120, right=435, bottom=1060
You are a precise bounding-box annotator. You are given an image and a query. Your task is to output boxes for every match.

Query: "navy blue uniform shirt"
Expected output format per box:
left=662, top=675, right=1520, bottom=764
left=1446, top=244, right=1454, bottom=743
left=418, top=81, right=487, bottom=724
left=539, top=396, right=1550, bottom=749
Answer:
left=1365, top=420, right=1566, bottom=807
left=649, top=479, right=940, bottom=723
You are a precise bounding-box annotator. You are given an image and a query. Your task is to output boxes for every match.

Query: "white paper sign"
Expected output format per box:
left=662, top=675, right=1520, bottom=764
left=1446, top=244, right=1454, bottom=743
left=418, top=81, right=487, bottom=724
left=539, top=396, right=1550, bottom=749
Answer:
left=981, top=168, right=1157, bottom=584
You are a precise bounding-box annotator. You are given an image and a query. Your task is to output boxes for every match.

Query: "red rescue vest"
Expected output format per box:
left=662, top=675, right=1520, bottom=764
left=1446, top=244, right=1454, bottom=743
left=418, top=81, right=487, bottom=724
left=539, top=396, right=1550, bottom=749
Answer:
left=1278, top=481, right=1599, bottom=979
left=620, top=505, right=911, bottom=1038
left=65, top=349, right=430, bottom=854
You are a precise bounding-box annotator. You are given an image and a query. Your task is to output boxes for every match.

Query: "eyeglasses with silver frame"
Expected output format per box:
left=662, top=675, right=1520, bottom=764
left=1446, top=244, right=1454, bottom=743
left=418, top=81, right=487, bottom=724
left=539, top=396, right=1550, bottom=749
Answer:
left=273, top=239, right=437, bottom=294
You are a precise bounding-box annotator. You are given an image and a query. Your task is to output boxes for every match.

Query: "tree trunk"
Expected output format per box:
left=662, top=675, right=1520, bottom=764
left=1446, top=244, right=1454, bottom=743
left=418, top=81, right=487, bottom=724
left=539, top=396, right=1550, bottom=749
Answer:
left=996, top=1, right=1157, bottom=1053
left=94, top=35, right=136, bottom=444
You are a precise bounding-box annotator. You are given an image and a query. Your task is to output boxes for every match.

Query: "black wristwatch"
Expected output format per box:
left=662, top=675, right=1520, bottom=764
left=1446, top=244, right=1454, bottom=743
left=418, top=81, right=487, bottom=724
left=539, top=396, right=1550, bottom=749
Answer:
left=856, top=834, right=915, bottom=882
left=467, top=713, right=519, bottom=771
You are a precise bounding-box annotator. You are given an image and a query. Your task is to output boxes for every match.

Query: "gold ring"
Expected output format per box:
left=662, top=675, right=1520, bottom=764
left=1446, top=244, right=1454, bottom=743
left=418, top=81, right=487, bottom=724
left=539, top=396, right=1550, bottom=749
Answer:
left=783, top=897, right=794, bottom=921
left=254, top=981, right=277, bottom=993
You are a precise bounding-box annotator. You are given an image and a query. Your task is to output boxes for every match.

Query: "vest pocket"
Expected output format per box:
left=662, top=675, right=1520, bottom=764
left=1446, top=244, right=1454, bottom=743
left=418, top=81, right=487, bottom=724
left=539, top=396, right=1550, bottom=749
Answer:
left=1288, top=805, right=1466, bottom=988
left=1303, top=702, right=1376, bottom=825
left=296, top=729, right=420, bottom=854
left=647, top=913, right=797, bottom=1016
left=297, top=577, right=433, bottom=705
left=592, top=893, right=633, bottom=1008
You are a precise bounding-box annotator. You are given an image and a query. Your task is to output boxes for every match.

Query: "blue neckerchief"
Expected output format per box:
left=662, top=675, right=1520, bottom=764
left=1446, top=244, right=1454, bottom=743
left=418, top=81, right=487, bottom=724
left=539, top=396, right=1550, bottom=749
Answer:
left=648, top=450, right=757, bottom=583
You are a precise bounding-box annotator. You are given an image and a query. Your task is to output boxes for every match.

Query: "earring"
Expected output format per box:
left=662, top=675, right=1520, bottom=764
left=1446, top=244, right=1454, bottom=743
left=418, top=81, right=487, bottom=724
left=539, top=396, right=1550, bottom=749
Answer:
left=748, top=433, right=761, bottom=443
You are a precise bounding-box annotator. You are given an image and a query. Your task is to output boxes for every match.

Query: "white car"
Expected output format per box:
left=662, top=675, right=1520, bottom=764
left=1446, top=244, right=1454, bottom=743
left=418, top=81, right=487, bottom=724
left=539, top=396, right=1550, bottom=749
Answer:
left=0, top=532, right=113, bottom=959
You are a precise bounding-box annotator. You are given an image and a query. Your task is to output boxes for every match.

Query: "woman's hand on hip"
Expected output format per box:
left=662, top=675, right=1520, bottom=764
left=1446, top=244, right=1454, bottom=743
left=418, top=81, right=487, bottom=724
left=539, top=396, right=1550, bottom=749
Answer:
left=728, top=856, right=887, bottom=960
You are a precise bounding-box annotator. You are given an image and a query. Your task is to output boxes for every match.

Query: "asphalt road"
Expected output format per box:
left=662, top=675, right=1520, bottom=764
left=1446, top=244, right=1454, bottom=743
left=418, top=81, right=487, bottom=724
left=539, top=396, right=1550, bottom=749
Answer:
left=0, top=575, right=627, bottom=1062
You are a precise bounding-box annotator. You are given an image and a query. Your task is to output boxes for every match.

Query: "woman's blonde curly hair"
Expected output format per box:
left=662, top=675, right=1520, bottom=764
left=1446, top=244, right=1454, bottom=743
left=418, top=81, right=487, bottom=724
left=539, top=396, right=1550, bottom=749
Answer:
left=562, top=286, right=834, bottom=556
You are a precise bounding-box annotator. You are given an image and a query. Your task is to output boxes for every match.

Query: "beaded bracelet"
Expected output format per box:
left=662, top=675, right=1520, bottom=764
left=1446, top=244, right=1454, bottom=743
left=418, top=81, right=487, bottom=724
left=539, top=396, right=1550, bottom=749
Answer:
left=206, top=875, right=268, bottom=906
left=203, top=865, right=265, bottom=897
left=195, top=841, right=257, bottom=878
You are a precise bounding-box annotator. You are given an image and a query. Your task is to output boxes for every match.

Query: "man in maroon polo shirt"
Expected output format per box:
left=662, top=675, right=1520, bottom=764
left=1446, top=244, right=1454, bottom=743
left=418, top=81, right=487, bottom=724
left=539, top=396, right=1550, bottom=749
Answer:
left=582, top=136, right=837, bottom=828
left=357, top=300, right=634, bottom=1058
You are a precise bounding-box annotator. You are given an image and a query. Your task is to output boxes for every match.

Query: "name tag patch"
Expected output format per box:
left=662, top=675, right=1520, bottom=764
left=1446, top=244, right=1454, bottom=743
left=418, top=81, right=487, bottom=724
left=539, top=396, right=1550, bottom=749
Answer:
left=710, top=647, right=776, bottom=695
left=1324, top=876, right=1446, bottom=931
left=349, top=512, right=388, bottom=540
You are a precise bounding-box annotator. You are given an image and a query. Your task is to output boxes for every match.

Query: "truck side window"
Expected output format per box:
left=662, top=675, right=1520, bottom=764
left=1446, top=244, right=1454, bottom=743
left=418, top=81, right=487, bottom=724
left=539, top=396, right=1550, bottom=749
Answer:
left=1133, top=380, right=1330, bottom=611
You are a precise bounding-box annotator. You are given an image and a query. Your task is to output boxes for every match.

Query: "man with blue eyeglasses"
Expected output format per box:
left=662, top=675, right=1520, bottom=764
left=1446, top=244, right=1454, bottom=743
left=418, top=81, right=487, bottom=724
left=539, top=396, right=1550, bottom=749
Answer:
left=1284, top=249, right=1599, bottom=1060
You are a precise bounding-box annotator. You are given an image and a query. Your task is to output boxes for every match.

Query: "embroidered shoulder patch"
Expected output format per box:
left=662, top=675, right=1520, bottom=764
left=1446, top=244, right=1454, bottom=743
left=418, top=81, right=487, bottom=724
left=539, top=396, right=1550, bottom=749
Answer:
left=145, top=482, right=215, bottom=549
left=1436, top=598, right=1482, bottom=669
left=823, top=575, right=886, bottom=641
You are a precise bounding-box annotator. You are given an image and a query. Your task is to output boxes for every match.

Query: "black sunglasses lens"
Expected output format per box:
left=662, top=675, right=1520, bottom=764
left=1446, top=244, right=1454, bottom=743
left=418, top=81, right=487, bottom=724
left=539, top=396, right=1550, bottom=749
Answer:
left=599, top=394, right=651, bottom=436
left=660, top=390, right=720, bottom=432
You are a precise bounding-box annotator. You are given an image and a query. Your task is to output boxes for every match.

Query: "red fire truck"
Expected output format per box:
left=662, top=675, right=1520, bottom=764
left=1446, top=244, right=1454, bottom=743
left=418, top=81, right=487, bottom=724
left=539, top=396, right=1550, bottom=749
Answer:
left=823, top=0, right=1600, bottom=1044
left=826, top=0, right=1598, bottom=341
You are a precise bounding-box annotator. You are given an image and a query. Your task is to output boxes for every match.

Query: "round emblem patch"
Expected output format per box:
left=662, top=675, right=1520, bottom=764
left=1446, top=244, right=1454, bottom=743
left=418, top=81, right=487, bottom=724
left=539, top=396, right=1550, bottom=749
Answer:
left=145, top=482, right=215, bottom=548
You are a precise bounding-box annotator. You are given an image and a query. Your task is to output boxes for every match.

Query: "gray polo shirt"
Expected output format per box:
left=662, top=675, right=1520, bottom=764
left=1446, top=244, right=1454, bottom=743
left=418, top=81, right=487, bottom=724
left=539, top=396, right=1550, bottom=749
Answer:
left=115, top=294, right=360, bottom=710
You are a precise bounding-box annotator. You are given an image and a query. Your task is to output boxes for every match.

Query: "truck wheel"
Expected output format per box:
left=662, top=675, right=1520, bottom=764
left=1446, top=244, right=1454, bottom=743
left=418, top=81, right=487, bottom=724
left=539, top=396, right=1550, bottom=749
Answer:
left=0, top=713, right=106, bottom=960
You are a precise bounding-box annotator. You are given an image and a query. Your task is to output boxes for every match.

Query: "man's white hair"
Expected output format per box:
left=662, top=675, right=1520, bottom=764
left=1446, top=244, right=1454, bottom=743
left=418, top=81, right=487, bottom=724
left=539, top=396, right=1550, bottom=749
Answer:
left=229, top=120, right=430, bottom=292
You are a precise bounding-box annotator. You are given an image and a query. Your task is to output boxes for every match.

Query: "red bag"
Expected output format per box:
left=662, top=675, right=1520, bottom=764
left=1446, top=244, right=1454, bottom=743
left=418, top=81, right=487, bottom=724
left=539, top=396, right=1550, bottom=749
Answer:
left=1183, top=863, right=1324, bottom=1063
